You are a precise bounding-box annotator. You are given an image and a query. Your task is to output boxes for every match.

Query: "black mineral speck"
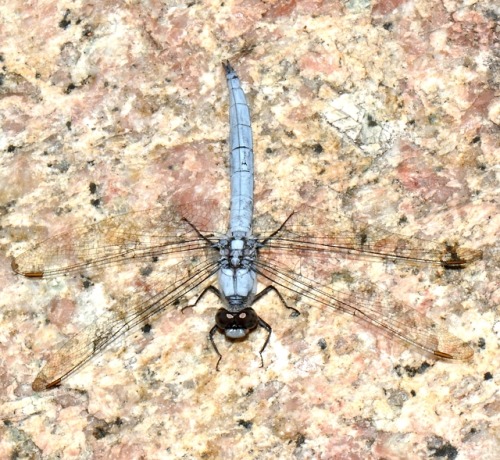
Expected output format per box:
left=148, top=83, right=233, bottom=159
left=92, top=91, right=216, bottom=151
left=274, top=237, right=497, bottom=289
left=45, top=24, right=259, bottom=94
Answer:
left=318, top=338, right=327, bottom=350
left=7, top=145, right=16, bottom=152
left=82, top=277, right=94, bottom=289
left=394, top=361, right=431, bottom=378
left=484, top=371, right=493, bottom=380
left=428, top=438, right=458, bottom=460
left=237, top=419, right=253, bottom=430
left=313, top=143, right=323, bottom=154
left=90, top=198, right=101, bottom=208
left=59, top=10, right=71, bottom=29
left=65, top=83, right=76, bottom=94
left=141, top=324, right=152, bottom=334
left=89, top=182, right=97, bottom=194
left=367, top=114, right=377, bottom=127
left=93, top=426, right=108, bottom=439
left=296, top=433, right=306, bottom=447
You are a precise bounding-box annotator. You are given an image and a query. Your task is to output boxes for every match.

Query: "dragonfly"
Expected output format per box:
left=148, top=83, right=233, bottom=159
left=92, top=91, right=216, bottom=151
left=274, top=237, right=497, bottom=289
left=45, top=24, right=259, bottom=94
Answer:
left=12, top=62, right=482, bottom=391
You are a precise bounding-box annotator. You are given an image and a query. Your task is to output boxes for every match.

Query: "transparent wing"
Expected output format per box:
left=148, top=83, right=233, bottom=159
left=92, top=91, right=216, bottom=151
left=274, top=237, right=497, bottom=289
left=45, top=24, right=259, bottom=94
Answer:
left=254, top=204, right=482, bottom=269
left=255, top=257, right=473, bottom=360
left=11, top=200, right=227, bottom=390
left=253, top=204, right=479, bottom=360
left=32, top=254, right=220, bottom=391
left=12, top=200, right=228, bottom=277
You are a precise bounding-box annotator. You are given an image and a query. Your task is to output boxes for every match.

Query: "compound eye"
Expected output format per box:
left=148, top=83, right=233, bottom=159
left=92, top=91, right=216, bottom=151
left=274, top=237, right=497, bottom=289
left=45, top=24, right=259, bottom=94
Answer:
left=238, top=308, right=258, bottom=329
left=215, top=308, right=259, bottom=330
left=215, top=309, right=233, bottom=329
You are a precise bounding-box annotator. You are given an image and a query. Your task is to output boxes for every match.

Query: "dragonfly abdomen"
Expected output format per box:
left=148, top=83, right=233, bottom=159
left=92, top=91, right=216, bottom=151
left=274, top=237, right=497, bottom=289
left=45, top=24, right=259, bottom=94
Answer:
left=224, top=61, right=254, bottom=236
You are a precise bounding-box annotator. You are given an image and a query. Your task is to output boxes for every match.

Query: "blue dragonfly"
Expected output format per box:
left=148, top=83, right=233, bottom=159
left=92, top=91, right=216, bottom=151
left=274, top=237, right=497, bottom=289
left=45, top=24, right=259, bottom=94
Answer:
left=12, top=62, right=482, bottom=391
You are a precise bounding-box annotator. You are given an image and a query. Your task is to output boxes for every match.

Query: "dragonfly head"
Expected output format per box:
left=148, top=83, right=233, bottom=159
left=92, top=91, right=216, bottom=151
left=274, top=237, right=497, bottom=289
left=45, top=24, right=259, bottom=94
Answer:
left=215, top=307, right=258, bottom=339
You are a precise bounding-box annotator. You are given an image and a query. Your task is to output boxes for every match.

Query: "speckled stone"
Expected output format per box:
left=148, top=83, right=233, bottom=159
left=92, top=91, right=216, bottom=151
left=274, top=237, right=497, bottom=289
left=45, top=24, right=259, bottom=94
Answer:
left=0, top=1, right=498, bottom=459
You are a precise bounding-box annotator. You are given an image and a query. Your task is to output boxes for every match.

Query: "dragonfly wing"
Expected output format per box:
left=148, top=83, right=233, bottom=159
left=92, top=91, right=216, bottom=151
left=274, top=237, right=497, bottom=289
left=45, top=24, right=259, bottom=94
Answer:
left=32, top=253, right=220, bottom=391
left=253, top=204, right=482, bottom=268
left=255, top=256, right=474, bottom=360
left=12, top=200, right=228, bottom=277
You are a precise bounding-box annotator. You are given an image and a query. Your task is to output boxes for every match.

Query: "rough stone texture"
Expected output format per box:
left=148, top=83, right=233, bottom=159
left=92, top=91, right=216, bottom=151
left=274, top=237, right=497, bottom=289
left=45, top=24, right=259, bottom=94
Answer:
left=0, top=1, right=498, bottom=459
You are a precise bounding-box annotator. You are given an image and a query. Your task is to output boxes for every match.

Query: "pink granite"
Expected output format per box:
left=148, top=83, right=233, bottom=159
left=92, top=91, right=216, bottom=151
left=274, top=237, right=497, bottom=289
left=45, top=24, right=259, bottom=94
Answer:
left=0, top=0, right=498, bottom=459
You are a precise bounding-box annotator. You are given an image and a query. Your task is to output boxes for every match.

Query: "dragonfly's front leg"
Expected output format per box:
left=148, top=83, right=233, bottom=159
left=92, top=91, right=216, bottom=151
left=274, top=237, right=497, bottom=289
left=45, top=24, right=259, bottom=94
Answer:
left=252, top=285, right=301, bottom=317
left=189, top=284, right=300, bottom=369
left=209, top=324, right=224, bottom=370
left=208, top=316, right=272, bottom=370
left=203, top=284, right=288, bottom=370
left=242, top=285, right=301, bottom=368
left=181, top=285, right=222, bottom=313
left=181, top=285, right=231, bottom=369
left=256, top=317, right=272, bottom=368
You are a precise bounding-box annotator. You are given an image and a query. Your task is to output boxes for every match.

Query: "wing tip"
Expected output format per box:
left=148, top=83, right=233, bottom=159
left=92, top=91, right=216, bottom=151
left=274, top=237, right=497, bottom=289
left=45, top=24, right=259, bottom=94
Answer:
left=433, top=344, right=474, bottom=361
left=11, top=257, right=45, bottom=277
left=31, top=377, right=47, bottom=392
left=32, top=375, right=61, bottom=392
left=10, top=257, right=20, bottom=273
left=441, top=247, right=483, bottom=269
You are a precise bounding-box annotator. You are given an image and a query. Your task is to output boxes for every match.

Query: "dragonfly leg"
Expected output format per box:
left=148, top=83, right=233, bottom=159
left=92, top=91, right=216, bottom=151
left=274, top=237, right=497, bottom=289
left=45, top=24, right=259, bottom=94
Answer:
left=180, top=217, right=214, bottom=245
left=257, top=316, right=272, bottom=368
left=208, top=315, right=273, bottom=369
left=209, top=324, right=223, bottom=371
left=253, top=285, right=300, bottom=317
left=181, top=285, right=222, bottom=313
left=260, top=211, right=295, bottom=245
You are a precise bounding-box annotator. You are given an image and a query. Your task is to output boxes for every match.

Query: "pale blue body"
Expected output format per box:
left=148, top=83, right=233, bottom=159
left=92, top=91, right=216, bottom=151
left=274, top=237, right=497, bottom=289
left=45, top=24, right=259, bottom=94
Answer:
left=216, top=63, right=259, bottom=338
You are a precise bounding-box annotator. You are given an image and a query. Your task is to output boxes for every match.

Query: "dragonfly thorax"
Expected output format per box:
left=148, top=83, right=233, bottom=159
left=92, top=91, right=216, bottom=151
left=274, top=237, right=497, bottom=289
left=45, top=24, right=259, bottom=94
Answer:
left=217, top=235, right=258, bottom=312
left=218, top=235, right=257, bottom=269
